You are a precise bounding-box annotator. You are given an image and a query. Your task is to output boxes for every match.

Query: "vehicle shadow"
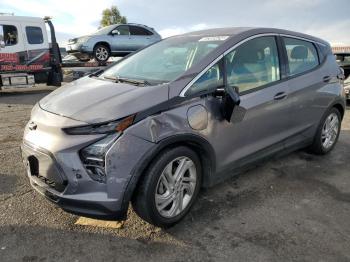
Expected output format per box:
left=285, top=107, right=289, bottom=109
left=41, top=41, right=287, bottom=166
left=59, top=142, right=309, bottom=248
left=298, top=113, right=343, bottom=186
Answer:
left=0, top=224, right=206, bottom=262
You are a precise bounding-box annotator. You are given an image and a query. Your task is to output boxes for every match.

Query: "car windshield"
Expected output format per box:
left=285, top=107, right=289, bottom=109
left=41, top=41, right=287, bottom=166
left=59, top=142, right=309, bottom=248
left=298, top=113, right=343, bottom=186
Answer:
left=93, top=25, right=116, bottom=35
left=100, top=35, right=229, bottom=84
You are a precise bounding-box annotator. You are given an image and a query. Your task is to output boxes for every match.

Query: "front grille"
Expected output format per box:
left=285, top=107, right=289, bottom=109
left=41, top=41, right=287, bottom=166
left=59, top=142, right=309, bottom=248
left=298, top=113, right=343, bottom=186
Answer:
left=37, top=175, right=66, bottom=192
left=22, top=143, right=68, bottom=193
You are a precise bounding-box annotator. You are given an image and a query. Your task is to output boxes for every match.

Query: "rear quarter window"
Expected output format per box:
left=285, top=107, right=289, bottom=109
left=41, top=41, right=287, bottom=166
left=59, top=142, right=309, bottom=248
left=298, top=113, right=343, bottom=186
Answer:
left=283, top=37, right=319, bottom=76
left=26, top=26, right=44, bottom=45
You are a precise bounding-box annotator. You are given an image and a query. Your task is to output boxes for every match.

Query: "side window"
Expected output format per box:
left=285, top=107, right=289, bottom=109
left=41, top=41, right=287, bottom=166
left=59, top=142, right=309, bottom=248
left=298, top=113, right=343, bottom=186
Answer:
left=116, top=25, right=130, bottom=35
left=1, top=25, right=18, bottom=46
left=225, top=36, right=280, bottom=93
left=185, top=61, right=224, bottom=96
left=283, top=37, right=319, bottom=76
left=25, top=26, right=43, bottom=45
left=130, top=26, right=152, bottom=36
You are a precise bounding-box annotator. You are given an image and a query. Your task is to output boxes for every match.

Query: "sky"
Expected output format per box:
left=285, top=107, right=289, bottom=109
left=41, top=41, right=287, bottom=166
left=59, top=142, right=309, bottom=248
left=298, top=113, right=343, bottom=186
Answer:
left=1, top=0, right=350, bottom=46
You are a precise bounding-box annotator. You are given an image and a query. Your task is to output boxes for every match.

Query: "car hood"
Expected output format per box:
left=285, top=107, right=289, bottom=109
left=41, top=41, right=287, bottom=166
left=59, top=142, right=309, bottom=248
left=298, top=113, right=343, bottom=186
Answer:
left=39, top=77, right=169, bottom=124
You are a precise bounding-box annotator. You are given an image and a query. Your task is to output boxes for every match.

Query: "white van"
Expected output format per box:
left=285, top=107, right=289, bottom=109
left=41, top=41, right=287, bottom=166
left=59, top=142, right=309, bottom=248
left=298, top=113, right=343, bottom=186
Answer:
left=0, top=15, right=61, bottom=89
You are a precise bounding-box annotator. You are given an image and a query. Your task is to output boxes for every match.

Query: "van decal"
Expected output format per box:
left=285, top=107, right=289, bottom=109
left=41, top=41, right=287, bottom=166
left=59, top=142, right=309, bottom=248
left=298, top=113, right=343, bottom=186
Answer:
left=0, top=53, right=19, bottom=63
left=0, top=49, right=50, bottom=73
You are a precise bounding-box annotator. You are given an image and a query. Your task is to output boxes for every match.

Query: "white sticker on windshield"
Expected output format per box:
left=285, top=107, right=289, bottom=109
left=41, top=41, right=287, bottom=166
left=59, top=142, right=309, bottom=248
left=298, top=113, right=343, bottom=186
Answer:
left=199, top=36, right=229, bottom=42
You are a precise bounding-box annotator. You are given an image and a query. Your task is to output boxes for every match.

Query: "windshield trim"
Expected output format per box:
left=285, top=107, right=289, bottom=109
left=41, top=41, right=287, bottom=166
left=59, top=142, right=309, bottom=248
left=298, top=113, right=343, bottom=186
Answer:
left=93, top=25, right=118, bottom=35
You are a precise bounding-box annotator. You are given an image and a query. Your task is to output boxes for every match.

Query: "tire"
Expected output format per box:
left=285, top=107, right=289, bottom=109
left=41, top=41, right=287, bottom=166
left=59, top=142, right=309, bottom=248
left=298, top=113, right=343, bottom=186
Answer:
left=132, top=146, right=202, bottom=228
left=93, top=44, right=110, bottom=63
left=309, top=107, right=341, bottom=155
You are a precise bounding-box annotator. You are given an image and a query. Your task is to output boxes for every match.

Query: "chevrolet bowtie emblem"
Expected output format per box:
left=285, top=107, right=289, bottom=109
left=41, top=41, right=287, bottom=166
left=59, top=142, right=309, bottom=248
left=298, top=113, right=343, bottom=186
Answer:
left=28, top=121, right=37, bottom=130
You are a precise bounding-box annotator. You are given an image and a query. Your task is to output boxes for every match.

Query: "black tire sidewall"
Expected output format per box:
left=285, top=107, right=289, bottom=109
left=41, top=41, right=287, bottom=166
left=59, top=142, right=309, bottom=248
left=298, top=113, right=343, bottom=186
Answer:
left=93, top=44, right=110, bottom=63
left=144, top=147, right=202, bottom=227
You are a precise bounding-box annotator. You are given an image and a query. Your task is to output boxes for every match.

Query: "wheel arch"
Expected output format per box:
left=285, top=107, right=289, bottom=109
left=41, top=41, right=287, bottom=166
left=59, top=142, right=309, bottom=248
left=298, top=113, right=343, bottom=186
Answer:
left=93, top=41, right=111, bottom=52
left=332, top=102, right=345, bottom=120
left=120, top=134, right=216, bottom=213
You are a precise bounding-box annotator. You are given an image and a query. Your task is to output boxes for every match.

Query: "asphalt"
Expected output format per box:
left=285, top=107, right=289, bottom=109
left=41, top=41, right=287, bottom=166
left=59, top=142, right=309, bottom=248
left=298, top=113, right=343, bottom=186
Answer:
left=0, top=86, right=349, bottom=262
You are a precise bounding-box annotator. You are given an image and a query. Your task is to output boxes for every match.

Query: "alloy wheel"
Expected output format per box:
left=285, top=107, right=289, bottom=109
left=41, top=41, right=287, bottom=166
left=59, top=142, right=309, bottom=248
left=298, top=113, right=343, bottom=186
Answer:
left=321, top=112, right=340, bottom=150
left=155, top=156, right=197, bottom=218
left=95, top=47, right=108, bottom=61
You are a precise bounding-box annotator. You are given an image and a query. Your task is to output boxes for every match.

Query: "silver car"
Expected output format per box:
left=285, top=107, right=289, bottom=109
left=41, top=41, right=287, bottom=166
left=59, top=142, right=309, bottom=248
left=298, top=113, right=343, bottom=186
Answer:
left=22, top=27, right=346, bottom=227
left=67, top=23, right=161, bottom=62
left=344, top=76, right=350, bottom=100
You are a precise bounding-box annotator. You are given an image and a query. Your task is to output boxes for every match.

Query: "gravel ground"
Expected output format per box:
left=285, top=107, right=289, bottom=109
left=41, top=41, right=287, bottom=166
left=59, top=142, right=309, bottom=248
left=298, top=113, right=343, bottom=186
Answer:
left=0, top=86, right=350, bottom=262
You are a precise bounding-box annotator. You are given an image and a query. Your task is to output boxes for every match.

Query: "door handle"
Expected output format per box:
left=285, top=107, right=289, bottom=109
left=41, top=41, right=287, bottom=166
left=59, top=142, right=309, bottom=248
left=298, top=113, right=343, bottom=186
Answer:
left=323, top=76, right=331, bottom=83
left=274, top=92, right=287, bottom=100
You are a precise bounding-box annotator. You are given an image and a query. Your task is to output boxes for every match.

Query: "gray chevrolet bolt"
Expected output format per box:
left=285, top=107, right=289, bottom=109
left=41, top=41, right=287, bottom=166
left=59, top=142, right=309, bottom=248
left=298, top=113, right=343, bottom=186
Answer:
left=22, top=27, right=346, bottom=227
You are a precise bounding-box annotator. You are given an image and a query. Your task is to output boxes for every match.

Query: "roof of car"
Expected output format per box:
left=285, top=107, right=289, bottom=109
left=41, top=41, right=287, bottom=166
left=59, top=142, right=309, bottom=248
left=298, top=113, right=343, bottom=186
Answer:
left=182, top=27, right=329, bottom=45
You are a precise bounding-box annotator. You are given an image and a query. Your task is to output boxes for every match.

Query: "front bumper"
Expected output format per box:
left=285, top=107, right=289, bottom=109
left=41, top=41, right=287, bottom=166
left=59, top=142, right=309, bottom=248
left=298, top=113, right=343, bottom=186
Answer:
left=67, top=43, right=92, bottom=54
left=22, top=106, right=157, bottom=220
left=21, top=141, right=127, bottom=220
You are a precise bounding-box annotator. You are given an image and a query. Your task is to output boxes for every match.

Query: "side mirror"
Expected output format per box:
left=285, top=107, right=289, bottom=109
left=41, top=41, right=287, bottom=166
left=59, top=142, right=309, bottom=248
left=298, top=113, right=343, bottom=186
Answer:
left=0, top=40, right=5, bottom=48
left=111, top=29, right=120, bottom=35
left=221, top=86, right=240, bottom=122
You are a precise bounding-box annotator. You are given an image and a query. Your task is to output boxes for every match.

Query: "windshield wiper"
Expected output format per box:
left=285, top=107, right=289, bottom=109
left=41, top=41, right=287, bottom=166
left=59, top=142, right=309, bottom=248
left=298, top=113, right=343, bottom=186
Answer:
left=103, top=75, right=151, bottom=86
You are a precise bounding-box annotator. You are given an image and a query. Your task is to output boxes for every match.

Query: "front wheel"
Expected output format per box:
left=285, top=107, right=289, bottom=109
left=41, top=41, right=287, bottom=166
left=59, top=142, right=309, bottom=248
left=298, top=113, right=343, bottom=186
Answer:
left=132, top=146, right=202, bottom=227
left=93, top=44, right=110, bottom=63
left=309, top=107, right=341, bottom=155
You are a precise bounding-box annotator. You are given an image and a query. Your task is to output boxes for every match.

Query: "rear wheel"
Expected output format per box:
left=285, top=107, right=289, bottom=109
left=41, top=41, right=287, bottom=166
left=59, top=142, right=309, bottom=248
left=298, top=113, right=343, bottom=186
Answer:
left=132, top=146, right=202, bottom=227
left=93, top=44, right=110, bottom=63
left=309, top=107, right=341, bottom=155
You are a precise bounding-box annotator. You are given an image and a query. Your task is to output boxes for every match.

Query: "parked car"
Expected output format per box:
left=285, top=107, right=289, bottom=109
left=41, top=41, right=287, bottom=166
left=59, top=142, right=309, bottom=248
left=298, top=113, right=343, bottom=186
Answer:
left=67, top=23, right=161, bottom=63
left=334, top=52, right=350, bottom=79
left=22, top=27, right=346, bottom=227
left=344, top=75, right=350, bottom=100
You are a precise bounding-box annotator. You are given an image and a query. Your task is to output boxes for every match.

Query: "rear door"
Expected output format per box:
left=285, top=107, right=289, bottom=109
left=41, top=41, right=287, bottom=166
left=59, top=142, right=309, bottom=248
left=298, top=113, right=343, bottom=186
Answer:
left=0, top=21, right=25, bottom=55
left=22, top=21, right=50, bottom=66
left=129, top=25, right=154, bottom=50
left=281, top=36, right=327, bottom=144
left=22, top=22, right=48, bottom=51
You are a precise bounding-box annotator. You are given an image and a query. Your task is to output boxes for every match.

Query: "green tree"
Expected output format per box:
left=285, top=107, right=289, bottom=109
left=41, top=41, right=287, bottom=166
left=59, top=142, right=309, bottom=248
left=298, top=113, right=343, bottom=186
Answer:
left=100, top=6, right=127, bottom=28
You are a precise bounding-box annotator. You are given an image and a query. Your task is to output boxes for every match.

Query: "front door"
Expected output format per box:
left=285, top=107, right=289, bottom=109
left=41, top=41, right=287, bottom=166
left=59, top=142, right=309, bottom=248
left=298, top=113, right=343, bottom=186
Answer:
left=0, top=21, right=25, bottom=66
left=185, top=36, right=293, bottom=173
left=111, top=25, right=132, bottom=53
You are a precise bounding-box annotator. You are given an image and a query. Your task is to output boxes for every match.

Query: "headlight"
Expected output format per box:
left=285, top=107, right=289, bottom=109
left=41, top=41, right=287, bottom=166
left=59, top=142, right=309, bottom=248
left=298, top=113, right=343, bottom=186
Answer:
left=63, top=115, right=135, bottom=183
left=63, top=115, right=135, bottom=135
left=80, top=133, right=120, bottom=183
left=77, top=37, right=90, bottom=43
left=69, top=38, right=77, bottom=44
